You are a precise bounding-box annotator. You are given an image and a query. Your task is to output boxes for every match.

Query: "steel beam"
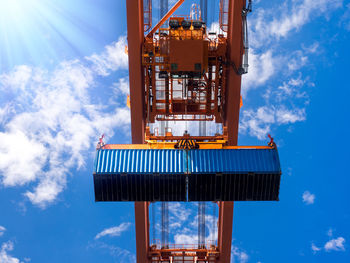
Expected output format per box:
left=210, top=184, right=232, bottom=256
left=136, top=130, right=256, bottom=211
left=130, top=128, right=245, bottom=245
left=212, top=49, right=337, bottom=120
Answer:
left=224, top=0, right=245, bottom=145
left=217, top=201, right=234, bottom=263
left=127, top=0, right=146, bottom=144
left=218, top=0, right=246, bottom=262
left=126, top=0, right=150, bottom=262
left=134, top=202, right=150, bottom=262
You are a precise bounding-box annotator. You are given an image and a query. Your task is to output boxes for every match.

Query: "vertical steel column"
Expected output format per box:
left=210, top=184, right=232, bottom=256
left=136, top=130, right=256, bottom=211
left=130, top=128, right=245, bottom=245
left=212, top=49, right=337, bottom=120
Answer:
left=217, top=201, right=234, bottom=263
left=127, top=0, right=146, bottom=144
left=126, top=1, right=149, bottom=262
left=198, top=119, right=206, bottom=248
left=134, top=202, right=150, bottom=263
left=224, top=0, right=245, bottom=145
left=218, top=0, right=245, bottom=262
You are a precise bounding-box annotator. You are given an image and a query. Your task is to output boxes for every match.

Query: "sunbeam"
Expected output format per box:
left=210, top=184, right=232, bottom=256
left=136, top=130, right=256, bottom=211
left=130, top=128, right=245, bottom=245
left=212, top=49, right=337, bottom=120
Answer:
left=0, top=0, right=122, bottom=70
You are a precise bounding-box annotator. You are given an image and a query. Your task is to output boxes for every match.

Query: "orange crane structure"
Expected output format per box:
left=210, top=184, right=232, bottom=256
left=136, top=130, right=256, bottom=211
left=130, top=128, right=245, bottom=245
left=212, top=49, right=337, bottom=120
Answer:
left=93, top=0, right=281, bottom=262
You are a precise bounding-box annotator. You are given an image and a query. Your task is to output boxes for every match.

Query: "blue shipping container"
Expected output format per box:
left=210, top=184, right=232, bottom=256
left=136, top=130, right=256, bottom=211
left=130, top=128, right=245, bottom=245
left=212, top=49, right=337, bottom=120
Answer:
left=94, top=148, right=281, bottom=174
left=93, top=148, right=281, bottom=202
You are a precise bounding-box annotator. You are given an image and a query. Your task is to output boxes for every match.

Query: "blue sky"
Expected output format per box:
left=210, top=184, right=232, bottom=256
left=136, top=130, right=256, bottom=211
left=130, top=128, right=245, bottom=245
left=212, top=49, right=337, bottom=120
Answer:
left=0, top=0, right=349, bottom=262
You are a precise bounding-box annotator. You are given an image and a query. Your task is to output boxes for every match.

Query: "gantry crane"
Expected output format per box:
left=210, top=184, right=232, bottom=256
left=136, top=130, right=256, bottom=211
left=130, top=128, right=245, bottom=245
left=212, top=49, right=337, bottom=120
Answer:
left=93, top=0, right=281, bottom=262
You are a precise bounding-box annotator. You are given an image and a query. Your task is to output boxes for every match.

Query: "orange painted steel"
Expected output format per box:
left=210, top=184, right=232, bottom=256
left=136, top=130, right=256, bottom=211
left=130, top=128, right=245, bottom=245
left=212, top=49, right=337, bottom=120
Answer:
left=125, top=0, right=248, bottom=262
left=149, top=243, right=219, bottom=263
left=143, top=20, right=227, bottom=123
left=144, top=0, right=152, bottom=32
left=134, top=202, right=150, bottom=263
left=217, top=1, right=246, bottom=262
left=101, top=143, right=273, bottom=150
left=219, top=0, right=229, bottom=32
left=224, top=0, right=245, bottom=145
left=126, top=0, right=150, bottom=262
left=127, top=0, right=146, bottom=144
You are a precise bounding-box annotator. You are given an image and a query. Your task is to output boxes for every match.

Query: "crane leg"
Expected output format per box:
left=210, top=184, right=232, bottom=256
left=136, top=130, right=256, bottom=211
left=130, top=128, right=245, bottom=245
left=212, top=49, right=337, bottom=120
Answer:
left=126, top=0, right=149, bottom=262
left=217, top=201, right=234, bottom=263
left=135, top=202, right=150, bottom=263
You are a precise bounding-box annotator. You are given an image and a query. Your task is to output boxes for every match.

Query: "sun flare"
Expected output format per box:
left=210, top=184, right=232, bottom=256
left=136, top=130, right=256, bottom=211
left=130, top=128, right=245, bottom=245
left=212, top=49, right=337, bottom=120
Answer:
left=0, top=0, right=104, bottom=70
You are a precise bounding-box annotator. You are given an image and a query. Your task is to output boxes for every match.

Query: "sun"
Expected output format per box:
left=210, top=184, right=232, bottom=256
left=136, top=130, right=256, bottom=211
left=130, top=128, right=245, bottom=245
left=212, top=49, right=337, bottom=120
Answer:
left=0, top=0, right=36, bottom=23
left=0, top=0, right=105, bottom=70
left=0, top=0, right=52, bottom=68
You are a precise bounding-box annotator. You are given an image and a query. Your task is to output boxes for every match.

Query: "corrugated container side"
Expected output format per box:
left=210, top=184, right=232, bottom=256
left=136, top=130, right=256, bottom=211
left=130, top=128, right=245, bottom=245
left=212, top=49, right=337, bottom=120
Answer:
left=94, top=149, right=185, bottom=174
left=93, top=148, right=282, bottom=202
left=187, top=149, right=281, bottom=174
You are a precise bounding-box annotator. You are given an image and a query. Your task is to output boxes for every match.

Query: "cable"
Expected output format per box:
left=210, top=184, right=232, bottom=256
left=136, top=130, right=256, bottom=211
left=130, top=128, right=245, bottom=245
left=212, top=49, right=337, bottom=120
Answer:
left=152, top=202, right=156, bottom=246
left=198, top=118, right=207, bottom=248
left=161, top=202, right=165, bottom=248
left=161, top=201, right=169, bottom=248
left=198, top=203, right=201, bottom=247
left=200, top=0, right=208, bottom=23
left=213, top=202, right=217, bottom=244
left=165, top=202, right=169, bottom=246
left=160, top=0, right=169, bottom=27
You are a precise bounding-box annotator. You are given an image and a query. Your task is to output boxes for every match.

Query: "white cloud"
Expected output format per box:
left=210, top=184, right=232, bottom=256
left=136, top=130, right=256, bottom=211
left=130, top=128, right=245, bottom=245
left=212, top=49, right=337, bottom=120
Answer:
left=342, top=3, right=350, bottom=31
left=0, top=226, right=6, bottom=237
left=0, top=131, right=47, bottom=187
left=239, top=43, right=309, bottom=141
left=311, top=243, right=321, bottom=253
left=327, top=228, right=334, bottom=237
left=288, top=76, right=305, bottom=87
left=114, top=78, right=130, bottom=95
left=240, top=69, right=308, bottom=141
left=311, top=229, right=346, bottom=253
left=276, top=108, right=306, bottom=124
left=86, top=37, right=128, bottom=76
left=174, top=233, right=198, bottom=244
left=302, top=42, right=320, bottom=54
left=168, top=203, right=218, bottom=246
left=88, top=241, right=136, bottom=263
left=266, top=75, right=310, bottom=104
left=231, top=245, right=249, bottom=263
left=237, top=0, right=343, bottom=141
left=240, top=106, right=306, bottom=140
left=169, top=202, right=192, bottom=223
left=324, top=237, right=346, bottom=252
left=242, top=47, right=313, bottom=96
left=95, top=222, right=132, bottom=240
left=240, top=118, right=271, bottom=140
left=0, top=65, right=32, bottom=92
left=0, top=241, right=23, bottom=263
left=287, top=52, right=308, bottom=71
left=0, top=38, right=130, bottom=207
left=173, top=214, right=218, bottom=247
left=242, top=49, right=275, bottom=94
left=0, top=104, right=14, bottom=125
left=250, top=0, right=342, bottom=45
left=302, top=191, right=315, bottom=205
